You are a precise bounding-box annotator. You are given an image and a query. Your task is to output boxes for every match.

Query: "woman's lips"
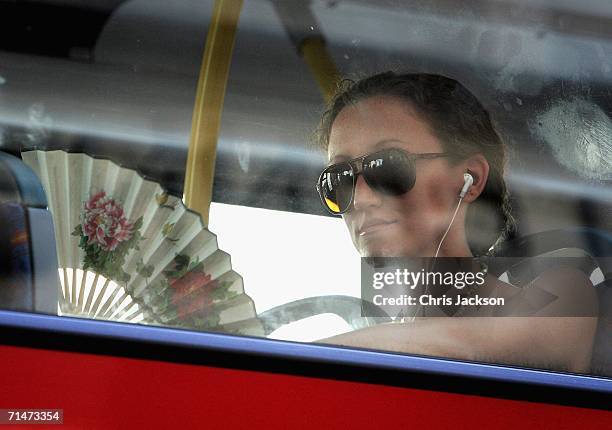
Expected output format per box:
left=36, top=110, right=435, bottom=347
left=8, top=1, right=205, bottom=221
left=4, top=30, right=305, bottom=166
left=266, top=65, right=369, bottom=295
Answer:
left=358, top=220, right=398, bottom=236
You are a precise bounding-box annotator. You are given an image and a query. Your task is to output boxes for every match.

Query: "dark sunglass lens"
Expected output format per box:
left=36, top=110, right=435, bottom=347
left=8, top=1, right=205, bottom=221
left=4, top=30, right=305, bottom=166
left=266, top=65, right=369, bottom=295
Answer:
left=363, top=149, right=415, bottom=195
left=319, top=164, right=354, bottom=213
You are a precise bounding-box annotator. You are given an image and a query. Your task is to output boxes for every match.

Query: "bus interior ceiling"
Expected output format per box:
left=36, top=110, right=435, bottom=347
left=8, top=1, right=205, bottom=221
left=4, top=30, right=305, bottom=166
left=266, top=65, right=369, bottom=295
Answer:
left=0, top=0, right=610, bottom=236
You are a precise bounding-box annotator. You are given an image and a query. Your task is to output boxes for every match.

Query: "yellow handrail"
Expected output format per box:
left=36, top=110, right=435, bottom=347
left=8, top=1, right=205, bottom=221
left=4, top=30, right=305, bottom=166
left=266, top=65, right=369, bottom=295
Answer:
left=183, top=0, right=243, bottom=225
left=300, top=36, right=341, bottom=103
left=271, top=1, right=341, bottom=103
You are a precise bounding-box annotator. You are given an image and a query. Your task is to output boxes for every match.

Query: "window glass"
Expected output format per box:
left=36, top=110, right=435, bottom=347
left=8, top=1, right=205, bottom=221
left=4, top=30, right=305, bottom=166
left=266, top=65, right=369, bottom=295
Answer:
left=0, top=0, right=610, bottom=378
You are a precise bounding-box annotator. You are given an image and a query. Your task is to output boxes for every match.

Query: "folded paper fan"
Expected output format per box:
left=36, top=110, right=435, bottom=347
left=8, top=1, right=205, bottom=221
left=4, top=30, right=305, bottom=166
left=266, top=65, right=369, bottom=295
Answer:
left=22, top=150, right=263, bottom=336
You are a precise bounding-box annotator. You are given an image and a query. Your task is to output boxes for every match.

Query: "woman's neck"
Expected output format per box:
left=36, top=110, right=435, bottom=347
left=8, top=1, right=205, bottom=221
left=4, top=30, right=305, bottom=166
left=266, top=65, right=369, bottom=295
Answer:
left=431, top=240, right=473, bottom=258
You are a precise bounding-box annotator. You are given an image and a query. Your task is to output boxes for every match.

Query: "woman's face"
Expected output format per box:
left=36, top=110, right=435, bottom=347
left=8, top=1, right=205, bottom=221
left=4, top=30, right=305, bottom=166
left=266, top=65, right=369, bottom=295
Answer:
left=327, top=96, right=467, bottom=257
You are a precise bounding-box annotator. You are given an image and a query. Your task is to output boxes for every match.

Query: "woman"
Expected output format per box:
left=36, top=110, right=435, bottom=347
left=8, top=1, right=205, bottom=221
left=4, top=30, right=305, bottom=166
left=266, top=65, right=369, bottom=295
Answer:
left=314, top=72, right=598, bottom=373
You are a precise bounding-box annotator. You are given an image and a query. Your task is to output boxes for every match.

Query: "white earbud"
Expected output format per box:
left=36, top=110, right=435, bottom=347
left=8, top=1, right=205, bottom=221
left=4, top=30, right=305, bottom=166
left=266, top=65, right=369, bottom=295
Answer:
left=459, top=173, right=474, bottom=199
left=414, top=171, right=475, bottom=319
left=414, top=171, right=475, bottom=320
left=433, top=172, right=474, bottom=259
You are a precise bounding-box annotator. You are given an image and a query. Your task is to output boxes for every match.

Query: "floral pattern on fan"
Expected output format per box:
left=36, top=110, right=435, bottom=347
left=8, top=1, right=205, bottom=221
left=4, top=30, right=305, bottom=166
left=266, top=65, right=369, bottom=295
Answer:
left=72, top=191, right=143, bottom=283
left=139, top=254, right=238, bottom=329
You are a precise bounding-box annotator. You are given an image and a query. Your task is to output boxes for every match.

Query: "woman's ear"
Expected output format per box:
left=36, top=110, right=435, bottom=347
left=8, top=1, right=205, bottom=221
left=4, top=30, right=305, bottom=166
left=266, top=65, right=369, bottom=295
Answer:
left=462, top=154, right=489, bottom=203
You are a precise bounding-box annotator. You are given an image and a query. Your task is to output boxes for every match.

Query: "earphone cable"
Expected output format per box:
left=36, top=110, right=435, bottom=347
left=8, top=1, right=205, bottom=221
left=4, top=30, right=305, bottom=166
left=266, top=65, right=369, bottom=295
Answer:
left=434, top=196, right=463, bottom=259
left=408, top=196, right=464, bottom=322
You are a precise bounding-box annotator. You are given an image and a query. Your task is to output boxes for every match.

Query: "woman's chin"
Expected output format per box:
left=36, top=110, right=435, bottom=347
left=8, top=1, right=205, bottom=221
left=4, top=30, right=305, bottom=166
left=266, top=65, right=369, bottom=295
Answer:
left=358, top=242, right=414, bottom=258
left=357, top=236, right=430, bottom=258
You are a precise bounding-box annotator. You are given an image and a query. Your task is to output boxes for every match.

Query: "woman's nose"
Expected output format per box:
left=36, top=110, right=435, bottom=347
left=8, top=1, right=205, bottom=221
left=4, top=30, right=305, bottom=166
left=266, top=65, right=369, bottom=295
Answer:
left=352, top=175, right=383, bottom=211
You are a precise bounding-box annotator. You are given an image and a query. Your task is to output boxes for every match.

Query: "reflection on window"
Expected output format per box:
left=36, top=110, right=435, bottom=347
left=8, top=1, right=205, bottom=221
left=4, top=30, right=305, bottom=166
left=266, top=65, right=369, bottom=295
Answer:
left=0, top=0, right=609, bottom=378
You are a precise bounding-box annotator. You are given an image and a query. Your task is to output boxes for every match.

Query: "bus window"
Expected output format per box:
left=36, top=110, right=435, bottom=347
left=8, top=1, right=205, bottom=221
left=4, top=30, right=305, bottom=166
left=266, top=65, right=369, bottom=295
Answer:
left=0, top=0, right=610, bottom=377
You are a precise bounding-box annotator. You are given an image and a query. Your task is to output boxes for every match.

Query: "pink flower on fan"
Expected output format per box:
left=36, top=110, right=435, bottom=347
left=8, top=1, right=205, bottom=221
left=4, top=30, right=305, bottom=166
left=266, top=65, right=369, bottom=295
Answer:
left=82, top=191, right=135, bottom=251
left=85, top=191, right=106, bottom=212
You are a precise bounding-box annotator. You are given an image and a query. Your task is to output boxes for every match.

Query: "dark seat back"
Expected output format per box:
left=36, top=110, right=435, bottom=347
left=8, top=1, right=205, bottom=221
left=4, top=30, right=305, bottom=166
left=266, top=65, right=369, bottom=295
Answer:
left=493, top=227, right=612, bottom=376
left=592, top=281, right=612, bottom=376
left=0, top=151, right=58, bottom=314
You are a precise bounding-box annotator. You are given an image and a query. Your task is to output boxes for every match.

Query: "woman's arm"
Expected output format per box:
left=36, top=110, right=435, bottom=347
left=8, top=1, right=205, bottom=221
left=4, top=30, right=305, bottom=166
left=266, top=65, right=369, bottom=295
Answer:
left=318, top=268, right=598, bottom=373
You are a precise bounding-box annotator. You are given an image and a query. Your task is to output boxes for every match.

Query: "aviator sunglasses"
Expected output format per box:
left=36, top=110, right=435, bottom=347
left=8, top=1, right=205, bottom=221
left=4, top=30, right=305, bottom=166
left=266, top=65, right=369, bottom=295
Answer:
left=316, top=148, right=449, bottom=215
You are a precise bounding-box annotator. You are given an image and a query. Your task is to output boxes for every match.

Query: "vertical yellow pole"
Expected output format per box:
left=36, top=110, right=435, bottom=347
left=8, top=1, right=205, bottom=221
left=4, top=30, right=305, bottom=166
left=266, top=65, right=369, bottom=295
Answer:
left=183, top=0, right=243, bottom=225
left=300, top=37, right=341, bottom=104
left=271, top=1, right=341, bottom=103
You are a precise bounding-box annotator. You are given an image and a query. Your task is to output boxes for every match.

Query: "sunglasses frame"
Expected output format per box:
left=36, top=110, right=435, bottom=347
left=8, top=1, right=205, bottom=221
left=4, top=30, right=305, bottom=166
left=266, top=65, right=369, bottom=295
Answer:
left=316, top=148, right=449, bottom=215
